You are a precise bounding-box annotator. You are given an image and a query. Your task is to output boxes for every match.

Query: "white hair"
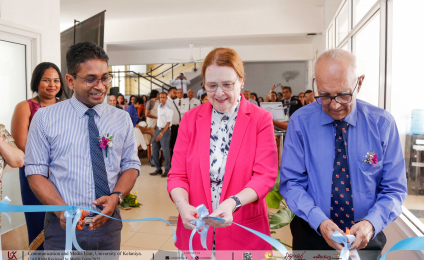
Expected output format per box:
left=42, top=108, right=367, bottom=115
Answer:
left=315, top=49, right=357, bottom=82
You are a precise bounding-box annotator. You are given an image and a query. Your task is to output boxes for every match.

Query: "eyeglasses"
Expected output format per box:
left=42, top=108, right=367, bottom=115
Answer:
left=204, top=77, right=239, bottom=93
left=312, top=75, right=364, bottom=105
left=73, top=74, right=113, bottom=87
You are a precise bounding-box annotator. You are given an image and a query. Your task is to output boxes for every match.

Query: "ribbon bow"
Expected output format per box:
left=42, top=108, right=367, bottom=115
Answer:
left=331, top=231, right=360, bottom=260
left=188, top=204, right=291, bottom=259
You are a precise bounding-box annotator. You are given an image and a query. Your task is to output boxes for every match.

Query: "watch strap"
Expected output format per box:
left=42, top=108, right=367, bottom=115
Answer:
left=111, top=191, right=123, bottom=204
left=228, top=196, right=242, bottom=213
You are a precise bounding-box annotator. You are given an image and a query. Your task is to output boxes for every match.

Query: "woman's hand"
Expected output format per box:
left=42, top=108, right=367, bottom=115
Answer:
left=203, top=199, right=235, bottom=228
left=178, top=200, right=200, bottom=230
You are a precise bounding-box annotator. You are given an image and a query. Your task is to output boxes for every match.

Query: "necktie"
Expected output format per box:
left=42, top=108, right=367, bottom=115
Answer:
left=331, top=120, right=354, bottom=231
left=179, top=100, right=181, bottom=106
left=86, top=109, right=110, bottom=210
left=284, top=100, right=288, bottom=116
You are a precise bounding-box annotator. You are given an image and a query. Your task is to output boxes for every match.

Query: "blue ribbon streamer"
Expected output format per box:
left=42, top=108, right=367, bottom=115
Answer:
left=188, top=204, right=291, bottom=259
left=379, top=237, right=424, bottom=260
left=0, top=199, right=176, bottom=259
left=331, top=231, right=360, bottom=260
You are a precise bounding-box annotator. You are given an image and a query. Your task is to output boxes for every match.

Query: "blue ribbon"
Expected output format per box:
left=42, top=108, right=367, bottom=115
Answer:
left=331, top=231, right=360, bottom=260
left=188, top=204, right=291, bottom=259
left=379, top=237, right=424, bottom=260
left=0, top=199, right=176, bottom=259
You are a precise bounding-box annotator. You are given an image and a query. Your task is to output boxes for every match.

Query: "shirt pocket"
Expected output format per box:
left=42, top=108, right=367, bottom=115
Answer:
left=106, top=136, right=123, bottom=171
left=356, top=160, right=383, bottom=196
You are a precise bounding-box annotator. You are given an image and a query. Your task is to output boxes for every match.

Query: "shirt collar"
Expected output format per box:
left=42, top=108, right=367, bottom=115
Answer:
left=320, top=100, right=357, bottom=126
left=70, top=95, right=104, bottom=118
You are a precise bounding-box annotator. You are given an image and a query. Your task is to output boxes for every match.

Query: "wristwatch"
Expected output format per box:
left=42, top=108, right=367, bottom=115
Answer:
left=228, top=196, right=242, bottom=213
left=111, top=191, right=123, bottom=204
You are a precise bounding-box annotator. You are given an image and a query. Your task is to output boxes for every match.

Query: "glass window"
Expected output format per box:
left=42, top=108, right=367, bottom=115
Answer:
left=336, top=1, right=349, bottom=45
left=353, top=11, right=380, bottom=107
left=353, top=0, right=378, bottom=27
left=328, top=24, right=335, bottom=49
left=111, top=65, right=126, bottom=94
left=341, top=42, right=350, bottom=52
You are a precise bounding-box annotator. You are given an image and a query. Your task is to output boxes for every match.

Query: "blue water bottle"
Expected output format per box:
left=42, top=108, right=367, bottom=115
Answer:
left=410, top=109, right=424, bottom=134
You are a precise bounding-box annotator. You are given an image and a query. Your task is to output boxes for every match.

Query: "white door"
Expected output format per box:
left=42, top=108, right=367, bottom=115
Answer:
left=0, top=31, right=33, bottom=234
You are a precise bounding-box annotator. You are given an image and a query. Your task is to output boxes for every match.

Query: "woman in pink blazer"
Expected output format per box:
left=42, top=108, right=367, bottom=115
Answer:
left=167, top=48, right=278, bottom=259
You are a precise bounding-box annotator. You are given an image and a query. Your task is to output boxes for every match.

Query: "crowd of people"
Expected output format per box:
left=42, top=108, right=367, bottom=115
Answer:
left=0, top=42, right=407, bottom=260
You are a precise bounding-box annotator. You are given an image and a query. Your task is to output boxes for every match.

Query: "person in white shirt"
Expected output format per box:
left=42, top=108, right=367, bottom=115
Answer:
left=243, top=90, right=258, bottom=105
left=175, top=88, right=189, bottom=116
left=167, top=87, right=181, bottom=159
left=196, top=84, right=206, bottom=99
left=150, top=92, right=173, bottom=178
left=170, top=73, right=191, bottom=96
left=186, top=89, right=201, bottom=109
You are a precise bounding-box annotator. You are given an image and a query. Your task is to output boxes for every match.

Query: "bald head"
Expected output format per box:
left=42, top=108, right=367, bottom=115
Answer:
left=315, top=49, right=357, bottom=83
left=187, top=89, right=194, bottom=99
left=243, top=90, right=250, bottom=100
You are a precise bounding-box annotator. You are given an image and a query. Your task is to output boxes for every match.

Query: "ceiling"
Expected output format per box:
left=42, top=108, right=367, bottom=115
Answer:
left=106, top=34, right=315, bottom=52
left=60, top=0, right=326, bottom=32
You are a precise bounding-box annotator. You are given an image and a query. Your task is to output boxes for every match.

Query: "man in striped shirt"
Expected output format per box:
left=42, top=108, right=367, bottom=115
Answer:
left=25, top=42, right=140, bottom=251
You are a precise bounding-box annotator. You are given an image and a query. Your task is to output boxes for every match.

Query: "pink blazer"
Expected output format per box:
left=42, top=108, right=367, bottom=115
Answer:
left=167, top=95, right=278, bottom=258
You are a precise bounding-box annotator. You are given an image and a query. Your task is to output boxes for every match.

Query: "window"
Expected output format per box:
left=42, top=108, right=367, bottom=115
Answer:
left=336, top=1, right=349, bottom=46
left=353, top=11, right=380, bottom=106
left=353, top=0, right=378, bottom=26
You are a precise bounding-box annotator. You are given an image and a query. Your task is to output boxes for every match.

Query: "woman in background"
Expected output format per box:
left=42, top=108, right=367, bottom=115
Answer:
left=117, top=94, right=128, bottom=110
left=11, top=62, right=64, bottom=250
left=109, top=94, right=122, bottom=109
left=128, top=95, right=136, bottom=105
left=201, top=93, right=209, bottom=104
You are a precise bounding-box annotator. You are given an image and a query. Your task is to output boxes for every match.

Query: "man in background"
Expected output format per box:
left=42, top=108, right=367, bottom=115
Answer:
left=305, top=89, right=316, bottom=104
left=243, top=90, right=258, bottom=105
left=197, top=83, right=206, bottom=99
left=186, top=89, right=201, bottom=109
left=167, top=87, right=180, bottom=159
left=150, top=92, right=173, bottom=178
left=282, top=86, right=302, bottom=117
left=170, top=73, right=190, bottom=97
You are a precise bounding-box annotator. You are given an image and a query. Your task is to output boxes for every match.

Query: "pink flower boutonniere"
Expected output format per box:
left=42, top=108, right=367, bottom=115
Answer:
left=363, top=151, right=378, bottom=166
left=98, top=133, right=114, bottom=157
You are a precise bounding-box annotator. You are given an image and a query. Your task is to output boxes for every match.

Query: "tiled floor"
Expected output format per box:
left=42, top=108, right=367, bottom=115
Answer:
left=119, top=159, right=179, bottom=252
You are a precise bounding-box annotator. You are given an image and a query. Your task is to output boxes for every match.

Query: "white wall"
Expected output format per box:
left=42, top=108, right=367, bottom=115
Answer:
left=243, top=61, right=308, bottom=99
left=105, top=2, right=324, bottom=44
left=0, top=0, right=60, bottom=65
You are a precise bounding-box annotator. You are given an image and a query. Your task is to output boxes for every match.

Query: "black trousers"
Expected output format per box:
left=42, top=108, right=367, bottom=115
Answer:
left=44, top=208, right=122, bottom=251
left=170, top=124, right=179, bottom=158
left=290, top=216, right=386, bottom=260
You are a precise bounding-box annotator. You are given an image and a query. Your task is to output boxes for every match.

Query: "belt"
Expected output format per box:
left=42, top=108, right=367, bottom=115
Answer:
left=157, top=127, right=169, bottom=131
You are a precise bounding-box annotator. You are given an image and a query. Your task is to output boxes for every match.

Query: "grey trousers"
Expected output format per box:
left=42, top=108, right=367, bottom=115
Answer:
left=44, top=208, right=122, bottom=251
left=152, top=128, right=171, bottom=172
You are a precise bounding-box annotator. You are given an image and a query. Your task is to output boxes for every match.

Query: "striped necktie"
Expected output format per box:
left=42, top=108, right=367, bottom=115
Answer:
left=86, top=108, right=110, bottom=210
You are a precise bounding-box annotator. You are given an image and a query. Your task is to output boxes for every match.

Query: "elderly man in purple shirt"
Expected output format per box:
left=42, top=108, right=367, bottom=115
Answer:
left=280, top=49, right=407, bottom=259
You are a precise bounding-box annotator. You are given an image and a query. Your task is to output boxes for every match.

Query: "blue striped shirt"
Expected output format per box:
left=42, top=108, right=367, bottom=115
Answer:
left=25, top=95, right=141, bottom=210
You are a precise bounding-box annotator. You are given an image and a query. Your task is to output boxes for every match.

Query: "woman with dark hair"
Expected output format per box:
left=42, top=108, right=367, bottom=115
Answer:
left=200, top=92, right=209, bottom=104
left=128, top=95, right=136, bottom=105
left=117, top=93, right=128, bottom=110
left=142, top=95, right=148, bottom=105
left=11, top=62, right=64, bottom=250
left=250, top=92, right=259, bottom=106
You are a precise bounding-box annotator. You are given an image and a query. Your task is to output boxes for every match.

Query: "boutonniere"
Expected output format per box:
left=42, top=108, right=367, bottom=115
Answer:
left=98, top=133, right=113, bottom=157
left=363, top=151, right=378, bottom=166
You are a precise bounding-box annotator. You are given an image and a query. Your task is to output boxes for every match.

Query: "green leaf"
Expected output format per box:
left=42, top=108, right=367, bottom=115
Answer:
left=269, top=208, right=295, bottom=229
left=266, top=190, right=283, bottom=209
left=271, top=171, right=281, bottom=192
left=121, top=202, right=130, bottom=208
left=270, top=231, right=276, bottom=234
